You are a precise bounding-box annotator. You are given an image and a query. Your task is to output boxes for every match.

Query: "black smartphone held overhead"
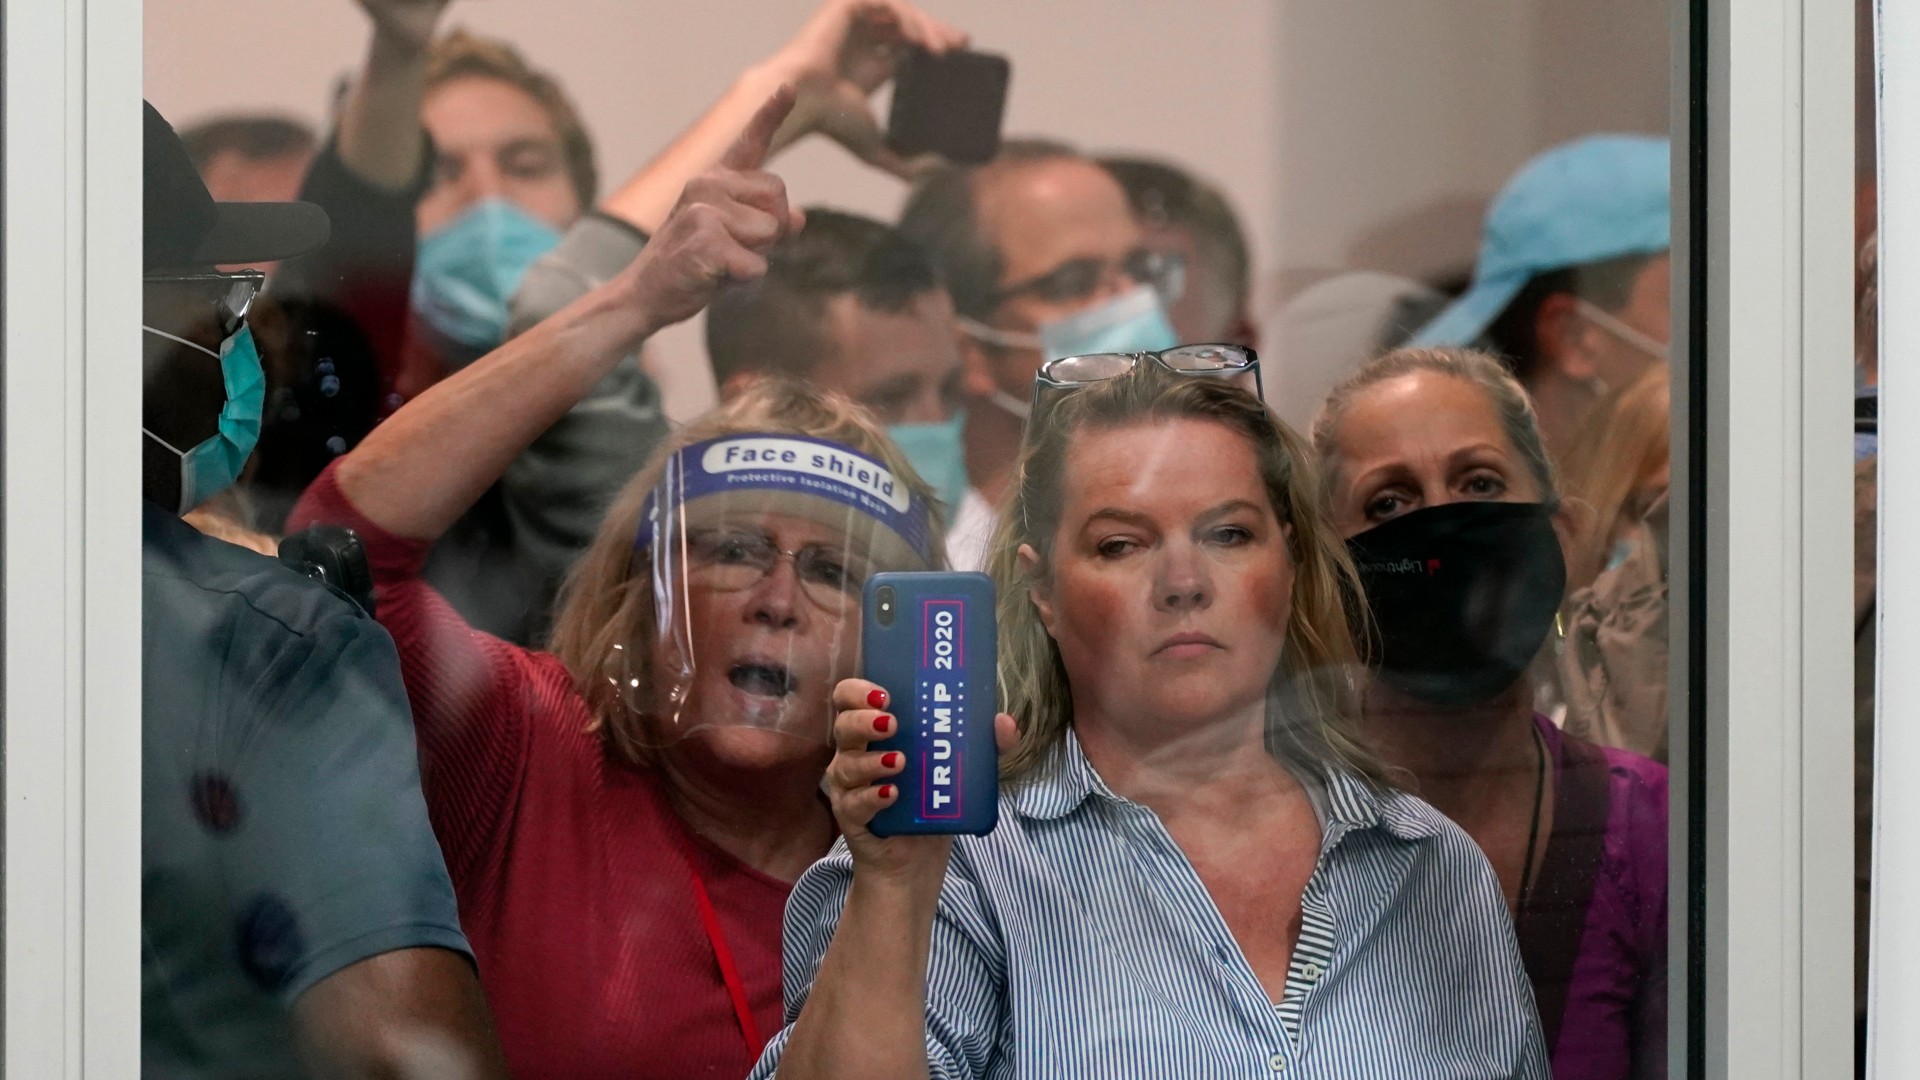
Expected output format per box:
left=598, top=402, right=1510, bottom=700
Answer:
left=885, top=48, right=1010, bottom=165
left=862, top=572, right=999, bottom=837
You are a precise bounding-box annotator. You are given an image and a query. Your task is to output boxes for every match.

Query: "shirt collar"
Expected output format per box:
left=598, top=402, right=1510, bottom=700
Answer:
left=1007, top=729, right=1112, bottom=821
left=1009, top=728, right=1440, bottom=844
left=1319, top=766, right=1443, bottom=842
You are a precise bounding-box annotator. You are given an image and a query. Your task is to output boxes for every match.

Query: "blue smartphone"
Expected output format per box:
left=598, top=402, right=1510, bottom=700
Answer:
left=862, top=571, right=999, bottom=837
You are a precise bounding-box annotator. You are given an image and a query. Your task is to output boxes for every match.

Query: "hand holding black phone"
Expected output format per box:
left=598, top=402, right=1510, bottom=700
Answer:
left=886, top=48, right=1011, bottom=165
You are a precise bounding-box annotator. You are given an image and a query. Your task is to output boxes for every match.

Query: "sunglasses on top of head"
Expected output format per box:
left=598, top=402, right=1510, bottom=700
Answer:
left=1030, top=343, right=1263, bottom=409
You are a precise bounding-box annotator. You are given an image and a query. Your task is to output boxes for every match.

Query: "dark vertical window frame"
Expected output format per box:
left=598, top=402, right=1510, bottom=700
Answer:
left=1685, top=0, right=1709, bottom=1076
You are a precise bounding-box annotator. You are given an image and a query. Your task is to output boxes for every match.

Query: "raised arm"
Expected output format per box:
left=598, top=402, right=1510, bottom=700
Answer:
left=599, top=0, right=968, bottom=235
left=332, top=88, right=802, bottom=543
left=334, top=0, right=450, bottom=191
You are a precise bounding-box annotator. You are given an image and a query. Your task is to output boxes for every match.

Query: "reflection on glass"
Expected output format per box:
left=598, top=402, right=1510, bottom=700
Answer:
left=754, top=363, right=1550, bottom=1077
left=1853, top=0, right=1879, bottom=1059
left=145, top=0, right=1685, bottom=1074
left=1316, top=348, right=1669, bottom=1079
left=141, top=98, right=510, bottom=1078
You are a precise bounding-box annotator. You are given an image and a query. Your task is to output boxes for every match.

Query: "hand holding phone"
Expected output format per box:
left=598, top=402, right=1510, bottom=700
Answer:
left=858, top=572, right=1000, bottom=837
left=885, top=48, right=1011, bottom=165
left=767, top=0, right=972, bottom=177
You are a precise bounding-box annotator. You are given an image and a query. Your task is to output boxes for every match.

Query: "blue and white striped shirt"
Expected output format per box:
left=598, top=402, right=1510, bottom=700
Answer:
left=750, top=732, right=1549, bottom=1079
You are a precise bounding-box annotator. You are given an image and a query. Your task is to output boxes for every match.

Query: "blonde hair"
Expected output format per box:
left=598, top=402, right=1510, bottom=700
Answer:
left=1311, top=346, right=1562, bottom=514
left=426, top=30, right=598, bottom=210
left=1559, top=365, right=1670, bottom=592
left=547, top=379, right=944, bottom=767
left=986, top=366, right=1388, bottom=786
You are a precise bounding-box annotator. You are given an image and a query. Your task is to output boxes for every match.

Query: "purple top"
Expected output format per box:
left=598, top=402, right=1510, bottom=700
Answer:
left=1521, top=714, right=1668, bottom=1080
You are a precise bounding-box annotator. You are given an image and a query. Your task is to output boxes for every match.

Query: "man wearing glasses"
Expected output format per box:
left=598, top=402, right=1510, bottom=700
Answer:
left=141, top=102, right=509, bottom=1078
left=899, top=139, right=1187, bottom=511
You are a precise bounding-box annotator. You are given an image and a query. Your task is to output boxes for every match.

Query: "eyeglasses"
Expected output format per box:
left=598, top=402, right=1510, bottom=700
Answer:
left=683, top=527, right=874, bottom=615
left=1031, top=344, right=1263, bottom=407
left=990, top=247, right=1186, bottom=309
left=146, top=269, right=266, bottom=341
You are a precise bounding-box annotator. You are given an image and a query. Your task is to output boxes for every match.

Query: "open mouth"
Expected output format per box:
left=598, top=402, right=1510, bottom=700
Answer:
left=728, top=662, right=798, bottom=699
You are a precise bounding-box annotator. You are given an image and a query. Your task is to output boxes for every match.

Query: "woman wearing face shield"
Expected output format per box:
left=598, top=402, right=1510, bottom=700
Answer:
left=287, top=91, right=942, bottom=1080
left=750, top=351, right=1547, bottom=1079
left=1311, top=347, right=1669, bottom=1080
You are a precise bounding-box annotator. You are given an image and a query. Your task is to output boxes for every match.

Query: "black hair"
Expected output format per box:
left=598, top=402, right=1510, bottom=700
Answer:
left=705, top=208, right=942, bottom=385
left=1480, top=250, right=1661, bottom=384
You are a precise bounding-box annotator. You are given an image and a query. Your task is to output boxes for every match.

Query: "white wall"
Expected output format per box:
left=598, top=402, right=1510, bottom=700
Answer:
left=147, top=0, right=1283, bottom=253
left=1273, top=0, right=1668, bottom=286
left=147, top=0, right=1283, bottom=412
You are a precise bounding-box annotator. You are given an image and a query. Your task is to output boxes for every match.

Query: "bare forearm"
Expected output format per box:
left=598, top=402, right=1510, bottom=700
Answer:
left=779, top=873, right=942, bottom=1080
left=291, top=948, right=511, bottom=1080
left=336, top=32, right=432, bottom=191
left=600, top=61, right=801, bottom=235
left=335, top=275, right=655, bottom=542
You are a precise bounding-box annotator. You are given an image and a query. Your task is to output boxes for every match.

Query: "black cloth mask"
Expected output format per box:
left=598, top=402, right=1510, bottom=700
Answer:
left=1346, top=501, right=1566, bottom=707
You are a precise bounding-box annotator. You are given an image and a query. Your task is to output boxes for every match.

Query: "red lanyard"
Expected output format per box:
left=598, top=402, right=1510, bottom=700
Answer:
left=674, top=836, right=764, bottom=1056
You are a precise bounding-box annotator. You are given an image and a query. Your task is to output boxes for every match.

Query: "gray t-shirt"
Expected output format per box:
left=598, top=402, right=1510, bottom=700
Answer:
left=141, top=503, right=470, bottom=1078
left=500, top=212, right=668, bottom=630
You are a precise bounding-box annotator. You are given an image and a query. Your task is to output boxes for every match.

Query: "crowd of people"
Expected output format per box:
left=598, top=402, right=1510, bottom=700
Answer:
left=144, top=1, right=1696, bottom=1077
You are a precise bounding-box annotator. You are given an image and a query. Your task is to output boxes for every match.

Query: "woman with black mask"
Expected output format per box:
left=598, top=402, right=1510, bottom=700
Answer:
left=1312, top=347, right=1667, bottom=1080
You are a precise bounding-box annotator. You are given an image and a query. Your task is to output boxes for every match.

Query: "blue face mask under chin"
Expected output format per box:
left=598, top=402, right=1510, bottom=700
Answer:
left=411, top=198, right=563, bottom=352
left=886, top=411, right=971, bottom=515
left=143, top=323, right=266, bottom=514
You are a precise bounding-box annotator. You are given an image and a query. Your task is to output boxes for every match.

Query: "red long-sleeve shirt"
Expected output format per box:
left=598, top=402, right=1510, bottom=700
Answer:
left=290, top=465, right=788, bottom=1079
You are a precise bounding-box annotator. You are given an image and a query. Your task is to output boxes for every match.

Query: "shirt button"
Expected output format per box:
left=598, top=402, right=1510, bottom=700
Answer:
left=1268, top=1052, right=1288, bottom=1071
left=1300, top=961, right=1323, bottom=982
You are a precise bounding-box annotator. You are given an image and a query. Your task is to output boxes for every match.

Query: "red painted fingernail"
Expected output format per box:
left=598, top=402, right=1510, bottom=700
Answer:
left=883, top=752, right=902, bottom=769
left=873, top=714, right=893, bottom=735
left=867, top=688, right=888, bottom=709
left=878, top=784, right=896, bottom=800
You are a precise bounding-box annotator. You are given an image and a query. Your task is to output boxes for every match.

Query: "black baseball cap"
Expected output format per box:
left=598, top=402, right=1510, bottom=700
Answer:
left=144, top=100, right=330, bottom=271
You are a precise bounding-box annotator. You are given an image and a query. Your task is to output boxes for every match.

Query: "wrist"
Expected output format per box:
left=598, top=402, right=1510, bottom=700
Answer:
left=746, top=51, right=810, bottom=92
left=365, top=27, right=433, bottom=74
left=849, top=845, right=952, bottom=905
left=600, top=263, right=669, bottom=346
left=846, top=869, right=945, bottom=926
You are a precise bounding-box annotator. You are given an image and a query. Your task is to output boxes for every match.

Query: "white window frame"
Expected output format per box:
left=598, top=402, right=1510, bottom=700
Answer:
left=4, top=0, right=143, bottom=1074
left=1691, top=0, right=1859, bottom=1076
left=0, top=0, right=1870, bottom=1075
left=1870, top=0, right=1920, bottom=1075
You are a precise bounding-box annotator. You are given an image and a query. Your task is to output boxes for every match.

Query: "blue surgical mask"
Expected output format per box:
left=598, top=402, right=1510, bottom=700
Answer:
left=958, top=285, right=1182, bottom=365
left=1038, top=285, right=1180, bottom=362
left=143, top=323, right=266, bottom=514
left=887, top=410, right=970, bottom=514
left=411, top=198, right=562, bottom=352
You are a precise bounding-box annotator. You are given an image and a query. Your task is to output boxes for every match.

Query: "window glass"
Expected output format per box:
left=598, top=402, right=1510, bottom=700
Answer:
left=140, top=2, right=1680, bottom=1076
left=1855, top=0, right=1881, bottom=1070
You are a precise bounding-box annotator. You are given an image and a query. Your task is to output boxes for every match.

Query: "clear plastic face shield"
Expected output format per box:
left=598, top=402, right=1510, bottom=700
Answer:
left=619, top=433, right=937, bottom=748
